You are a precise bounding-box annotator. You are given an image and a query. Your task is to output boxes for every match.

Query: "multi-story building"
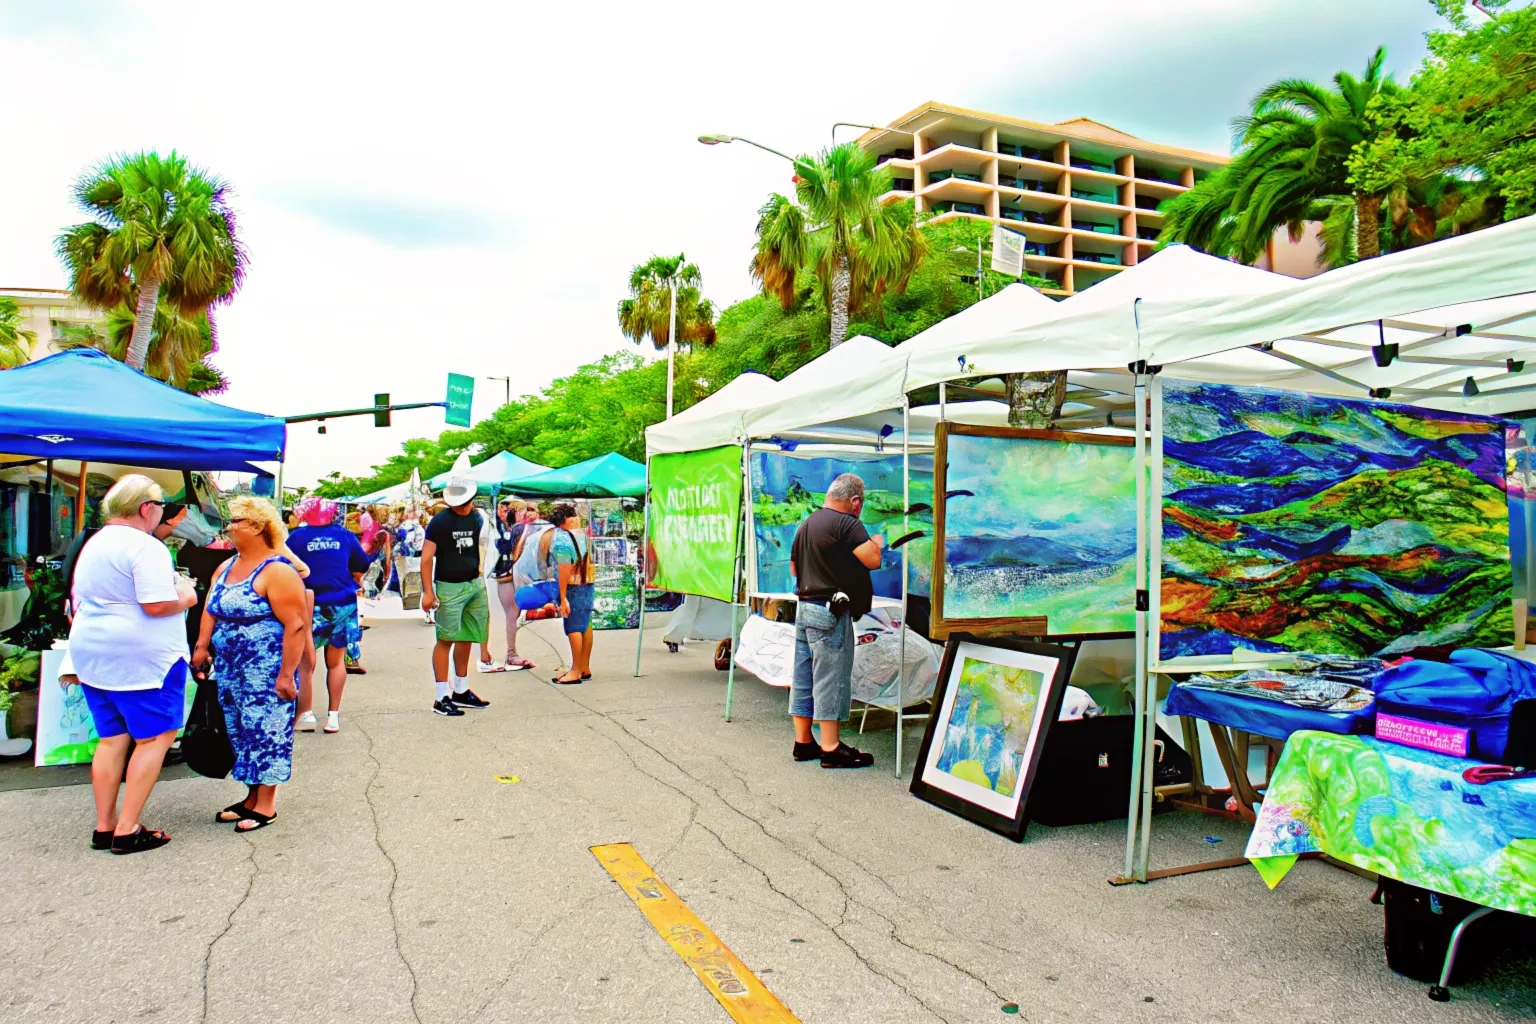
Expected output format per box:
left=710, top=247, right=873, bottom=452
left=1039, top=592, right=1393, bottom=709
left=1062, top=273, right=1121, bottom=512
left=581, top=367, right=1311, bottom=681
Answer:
left=0, top=286, right=107, bottom=364
left=857, top=102, right=1231, bottom=296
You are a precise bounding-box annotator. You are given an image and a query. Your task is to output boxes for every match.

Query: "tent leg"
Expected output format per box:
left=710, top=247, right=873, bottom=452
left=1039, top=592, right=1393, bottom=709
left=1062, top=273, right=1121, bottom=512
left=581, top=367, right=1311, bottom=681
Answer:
left=275, top=460, right=285, bottom=515
left=1137, top=376, right=1166, bottom=881
left=1123, top=374, right=1148, bottom=883
left=897, top=398, right=910, bottom=778
left=724, top=444, right=748, bottom=722
left=75, top=460, right=88, bottom=535
left=634, top=457, right=651, bottom=678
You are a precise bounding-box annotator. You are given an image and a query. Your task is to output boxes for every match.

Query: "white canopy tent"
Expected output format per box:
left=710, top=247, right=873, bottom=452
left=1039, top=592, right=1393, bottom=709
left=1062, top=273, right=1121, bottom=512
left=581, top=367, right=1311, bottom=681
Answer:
left=646, top=369, right=780, bottom=457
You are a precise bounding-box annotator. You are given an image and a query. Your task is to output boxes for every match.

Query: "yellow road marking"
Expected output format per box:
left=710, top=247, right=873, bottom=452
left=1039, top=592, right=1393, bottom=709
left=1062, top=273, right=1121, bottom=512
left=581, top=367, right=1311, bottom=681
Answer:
left=591, top=843, right=799, bottom=1024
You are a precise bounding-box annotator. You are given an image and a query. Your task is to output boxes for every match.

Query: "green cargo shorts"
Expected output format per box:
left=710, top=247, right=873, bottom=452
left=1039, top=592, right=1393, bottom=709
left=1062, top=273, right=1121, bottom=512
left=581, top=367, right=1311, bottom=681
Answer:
left=434, top=579, right=489, bottom=644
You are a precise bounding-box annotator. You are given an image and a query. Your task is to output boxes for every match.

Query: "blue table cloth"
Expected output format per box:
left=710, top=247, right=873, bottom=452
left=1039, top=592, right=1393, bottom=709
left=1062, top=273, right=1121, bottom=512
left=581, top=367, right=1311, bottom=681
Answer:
left=1165, top=680, right=1376, bottom=740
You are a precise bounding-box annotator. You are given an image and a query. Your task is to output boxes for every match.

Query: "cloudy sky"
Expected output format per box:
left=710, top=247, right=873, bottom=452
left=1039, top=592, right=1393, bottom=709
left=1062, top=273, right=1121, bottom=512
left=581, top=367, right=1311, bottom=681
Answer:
left=0, top=0, right=1447, bottom=485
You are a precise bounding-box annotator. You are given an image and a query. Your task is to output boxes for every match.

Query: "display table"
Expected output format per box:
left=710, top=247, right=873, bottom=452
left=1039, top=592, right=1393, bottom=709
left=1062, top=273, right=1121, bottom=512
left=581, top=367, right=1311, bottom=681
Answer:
left=1246, top=731, right=1536, bottom=914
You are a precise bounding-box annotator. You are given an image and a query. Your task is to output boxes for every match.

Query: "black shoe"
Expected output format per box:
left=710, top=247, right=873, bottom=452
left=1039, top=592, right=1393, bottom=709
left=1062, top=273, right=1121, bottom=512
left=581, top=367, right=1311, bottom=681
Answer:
left=432, top=698, right=465, bottom=717
left=820, top=743, right=874, bottom=769
left=551, top=675, right=583, bottom=685
left=452, top=689, right=489, bottom=709
left=793, top=741, right=821, bottom=762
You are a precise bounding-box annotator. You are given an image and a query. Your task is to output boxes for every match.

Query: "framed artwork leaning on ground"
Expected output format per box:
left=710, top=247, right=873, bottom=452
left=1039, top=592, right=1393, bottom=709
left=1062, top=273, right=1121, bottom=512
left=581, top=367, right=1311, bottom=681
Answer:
left=909, top=635, right=1077, bottom=842
left=931, top=422, right=1138, bottom=640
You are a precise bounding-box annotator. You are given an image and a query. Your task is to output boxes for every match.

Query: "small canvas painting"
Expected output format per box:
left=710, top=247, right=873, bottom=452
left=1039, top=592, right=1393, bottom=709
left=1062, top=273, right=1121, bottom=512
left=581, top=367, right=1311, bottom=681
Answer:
left=938, top=429, right=1136, bottom=636
left=911, top=638, right=1073, bottom=840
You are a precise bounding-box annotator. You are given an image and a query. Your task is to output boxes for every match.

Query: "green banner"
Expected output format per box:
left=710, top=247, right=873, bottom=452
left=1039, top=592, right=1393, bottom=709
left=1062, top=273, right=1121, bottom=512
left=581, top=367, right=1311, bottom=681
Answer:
left=445, top=373, right=474, bottom=427
left=647, top=446, right=742, bottom=602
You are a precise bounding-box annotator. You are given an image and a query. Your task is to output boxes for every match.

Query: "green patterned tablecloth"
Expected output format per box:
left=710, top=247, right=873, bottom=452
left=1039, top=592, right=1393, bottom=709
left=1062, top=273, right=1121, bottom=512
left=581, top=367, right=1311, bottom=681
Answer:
left=1245, top=731, right=1536, bottom=917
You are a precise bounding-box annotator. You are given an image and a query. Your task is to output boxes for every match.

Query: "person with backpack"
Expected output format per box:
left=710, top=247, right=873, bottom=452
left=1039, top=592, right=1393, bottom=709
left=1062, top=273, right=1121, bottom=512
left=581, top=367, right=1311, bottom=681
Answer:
left=548, top=504, right=595, bottom=685
left=481, top=499, right=537, bottom=672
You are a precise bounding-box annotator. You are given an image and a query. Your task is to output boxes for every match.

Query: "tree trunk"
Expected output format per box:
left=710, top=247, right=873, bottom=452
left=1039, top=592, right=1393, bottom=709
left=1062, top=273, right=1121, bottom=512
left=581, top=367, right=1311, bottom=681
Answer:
left=125, top=273, right=160, bottom=371
left=1355, top=192, right=1383, bottom=260
left=1004, top=371, right=1067, bottom=428
left=829, top=252, right=851, bottom=348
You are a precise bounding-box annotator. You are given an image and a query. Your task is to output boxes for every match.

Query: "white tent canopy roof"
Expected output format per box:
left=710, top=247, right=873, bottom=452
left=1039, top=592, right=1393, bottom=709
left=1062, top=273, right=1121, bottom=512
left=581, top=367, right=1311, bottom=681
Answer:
left=740, top=335, right=905, bottom=442
left=646, top=369, right=779, bottom=456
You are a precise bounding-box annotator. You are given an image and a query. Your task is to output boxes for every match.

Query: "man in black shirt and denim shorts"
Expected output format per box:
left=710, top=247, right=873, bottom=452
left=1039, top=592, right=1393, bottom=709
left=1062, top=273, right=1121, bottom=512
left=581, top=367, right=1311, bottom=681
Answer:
left=789, top=473, right=884, bottom=768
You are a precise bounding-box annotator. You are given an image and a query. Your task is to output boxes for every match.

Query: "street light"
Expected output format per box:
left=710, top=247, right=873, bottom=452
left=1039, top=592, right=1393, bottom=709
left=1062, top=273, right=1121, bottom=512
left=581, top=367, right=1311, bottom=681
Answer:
left=485, top=375, right=510, bottom=407
left=697, top=134, right=800, bottom=165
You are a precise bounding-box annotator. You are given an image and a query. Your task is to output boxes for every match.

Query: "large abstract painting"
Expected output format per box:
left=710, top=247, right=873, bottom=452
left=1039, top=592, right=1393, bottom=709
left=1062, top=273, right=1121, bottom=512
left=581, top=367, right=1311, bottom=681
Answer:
left=934, top=425, right=1137, bottom=638
left=1160, top=380, right=1511, bottom=658
left=910, top=637, right=1075, bottom=841
left=749, top=451, right=933, bottom=599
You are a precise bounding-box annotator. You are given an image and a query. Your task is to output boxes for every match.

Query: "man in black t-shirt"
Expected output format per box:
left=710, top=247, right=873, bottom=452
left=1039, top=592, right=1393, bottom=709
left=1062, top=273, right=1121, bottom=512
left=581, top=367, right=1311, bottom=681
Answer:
left=420, top=476, right=492, bottom=717
left=789, top=473, right=884, bottom=769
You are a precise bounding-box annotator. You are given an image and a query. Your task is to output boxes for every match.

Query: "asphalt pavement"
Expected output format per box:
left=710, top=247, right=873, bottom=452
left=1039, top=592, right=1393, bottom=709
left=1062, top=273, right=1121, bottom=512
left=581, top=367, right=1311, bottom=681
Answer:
left=0, top=616, right=1531, bottom=1024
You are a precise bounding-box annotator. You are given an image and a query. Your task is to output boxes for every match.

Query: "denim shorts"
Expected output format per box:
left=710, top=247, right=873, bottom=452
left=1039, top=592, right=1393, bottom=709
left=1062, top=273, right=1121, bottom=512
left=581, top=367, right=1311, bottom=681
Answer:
left=81, top=660, right=189, bottom=741
left=790, top=601, right=855, bottom=722
left=563, top=583, right=595, bottom=635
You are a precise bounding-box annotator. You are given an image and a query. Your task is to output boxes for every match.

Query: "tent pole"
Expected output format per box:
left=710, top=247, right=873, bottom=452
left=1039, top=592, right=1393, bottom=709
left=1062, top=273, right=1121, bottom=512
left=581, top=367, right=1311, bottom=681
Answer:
left=43, top=459, right=53, bottom=556
left=75, top=461, right=88, bottom=535
left=275, top=460, right=286, bottom=516
left=938, top=383, right=947, bottom=421
left=724, top=443, right=748, bottom=722
left=897, top=398, right=910, bottom=779
left=633, top=455, right=650, bottom=678
left=1138, top=376, right=1166, bottom=880
left=1123, top=372, right=1148, bottom=883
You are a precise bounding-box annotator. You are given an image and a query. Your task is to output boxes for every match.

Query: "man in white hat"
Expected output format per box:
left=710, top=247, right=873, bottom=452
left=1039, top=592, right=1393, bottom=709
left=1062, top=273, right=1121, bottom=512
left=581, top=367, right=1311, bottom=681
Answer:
left=420, top=475, right=492, bottom=716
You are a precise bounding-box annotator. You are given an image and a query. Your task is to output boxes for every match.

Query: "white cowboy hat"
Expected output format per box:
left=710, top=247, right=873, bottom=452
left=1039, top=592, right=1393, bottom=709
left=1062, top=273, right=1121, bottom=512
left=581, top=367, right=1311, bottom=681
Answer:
left=441, top=475, right=477, bottom=507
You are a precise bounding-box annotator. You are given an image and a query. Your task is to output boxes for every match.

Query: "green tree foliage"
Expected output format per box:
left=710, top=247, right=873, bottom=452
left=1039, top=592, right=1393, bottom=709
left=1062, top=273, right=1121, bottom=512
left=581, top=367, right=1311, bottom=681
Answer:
left=1347, top=1, right=1535, bottom=231
left=0, top=297, right=36, bottom=369
left=55, top=301, right=227, bottom=394
left=616, top=254, right=717, bottom=349
left=56, top=151, right=246, bottom=372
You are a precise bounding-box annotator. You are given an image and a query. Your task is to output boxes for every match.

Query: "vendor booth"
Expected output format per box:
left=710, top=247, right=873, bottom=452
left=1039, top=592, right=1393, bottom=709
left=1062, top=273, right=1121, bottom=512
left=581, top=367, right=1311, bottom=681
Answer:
left=0, top=349, right=287, bottom=767
left=427, top=450, right=550, bottom=495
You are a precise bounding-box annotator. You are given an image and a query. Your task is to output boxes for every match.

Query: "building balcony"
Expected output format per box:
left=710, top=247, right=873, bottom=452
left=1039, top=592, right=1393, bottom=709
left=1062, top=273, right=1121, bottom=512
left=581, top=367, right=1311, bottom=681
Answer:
left=1070, top=188, right=1120, bottom=205
left=1074, top=251, right=1122, bottom=266
left=889, top=178, right=915, bottom=192
left=1134, top=194, right=1168, bottom=212
left=928, top=169, right=983, bottom=184
left=998, top=142, right=1053, bottom=162
left=1070, top=157, right=1114, bottom=174
left=1001, top=208, right=1048, bottom=225
left=1136, top=227, right=1162, bottom=242
left=998, top=175, right=1053, bottom=193
left=876, top=148, right=915, bottom=165
left=930, top=200, right=987, bottom=217
left=1071, top=220, right=1120, bottom=235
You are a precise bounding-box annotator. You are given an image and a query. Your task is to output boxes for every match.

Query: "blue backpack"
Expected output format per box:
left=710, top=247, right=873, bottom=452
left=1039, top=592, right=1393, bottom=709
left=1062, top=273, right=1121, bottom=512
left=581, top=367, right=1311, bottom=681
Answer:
left=1373, top=649, right=1536, bottom=762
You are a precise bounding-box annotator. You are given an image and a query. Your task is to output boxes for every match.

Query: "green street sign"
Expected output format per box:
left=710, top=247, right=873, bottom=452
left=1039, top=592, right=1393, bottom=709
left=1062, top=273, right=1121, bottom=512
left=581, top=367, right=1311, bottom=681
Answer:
left=445, top=373, right=474, bottom=427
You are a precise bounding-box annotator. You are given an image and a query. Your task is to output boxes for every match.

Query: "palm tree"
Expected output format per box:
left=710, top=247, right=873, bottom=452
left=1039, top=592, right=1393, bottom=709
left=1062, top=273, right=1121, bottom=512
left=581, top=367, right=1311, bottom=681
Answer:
left=54, top=301, right=227, bottom=393
left=56, top=150, right=246, bottom=371
left=0, top=297, right=36, bottom=369
left=616, top=254, right=717, bottom=350
left=751, top=142, right=925, bottom=347
left=1162, top=47, right=1400, bottom=264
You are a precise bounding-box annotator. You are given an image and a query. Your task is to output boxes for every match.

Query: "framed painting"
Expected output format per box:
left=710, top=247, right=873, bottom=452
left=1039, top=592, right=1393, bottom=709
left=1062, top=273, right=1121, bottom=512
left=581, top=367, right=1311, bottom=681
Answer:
left=909, top=635, right=1077, bottom=842
left=932, top=423, right=1137, bottom=640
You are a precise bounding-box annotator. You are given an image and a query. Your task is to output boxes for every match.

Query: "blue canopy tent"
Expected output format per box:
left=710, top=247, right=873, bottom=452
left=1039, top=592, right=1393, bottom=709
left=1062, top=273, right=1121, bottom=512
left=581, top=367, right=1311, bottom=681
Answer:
left=510, top=452, right=646, bottom=498
left=428, top=450, right=550, bottom=495
left=0, top=349, right=286, bottom=470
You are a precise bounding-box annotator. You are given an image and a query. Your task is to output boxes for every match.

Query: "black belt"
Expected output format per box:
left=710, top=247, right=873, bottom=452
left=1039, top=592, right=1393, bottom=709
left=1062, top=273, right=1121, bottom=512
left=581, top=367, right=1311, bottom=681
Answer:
left=798, top=597, right=831, bottom=606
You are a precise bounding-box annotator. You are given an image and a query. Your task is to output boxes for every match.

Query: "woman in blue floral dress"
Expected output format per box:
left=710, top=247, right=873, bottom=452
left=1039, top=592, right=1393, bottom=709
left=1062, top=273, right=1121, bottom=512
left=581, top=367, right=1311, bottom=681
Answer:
left=192, top=497, right=308, bottom=834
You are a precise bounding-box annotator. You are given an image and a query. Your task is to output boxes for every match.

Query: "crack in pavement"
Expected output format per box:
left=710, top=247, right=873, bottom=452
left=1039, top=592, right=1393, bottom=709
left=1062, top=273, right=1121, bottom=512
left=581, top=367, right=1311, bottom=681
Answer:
left=352, top=716, right=423, bottom=1024
left=201, top=835, right=258, bottom=1024
left=466, top=891, right=608, bottom=1024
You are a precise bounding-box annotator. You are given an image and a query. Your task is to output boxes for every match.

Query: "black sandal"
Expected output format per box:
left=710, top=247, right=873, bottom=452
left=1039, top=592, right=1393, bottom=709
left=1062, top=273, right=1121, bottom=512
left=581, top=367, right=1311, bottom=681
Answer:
left=111, top=826, right=171, bottom=855
left=215, top=802, right=253, bottom=823
left=91, top=829, right=113, bottom=850
left=552, top=675, right=583, bottom=685
left=233, top=809, right=276, bottom=832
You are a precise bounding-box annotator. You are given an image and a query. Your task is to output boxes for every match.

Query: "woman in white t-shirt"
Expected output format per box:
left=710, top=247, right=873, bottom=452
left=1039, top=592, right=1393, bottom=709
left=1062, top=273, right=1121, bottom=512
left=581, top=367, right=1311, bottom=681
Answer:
left=67, top=475, right=198, bottom=855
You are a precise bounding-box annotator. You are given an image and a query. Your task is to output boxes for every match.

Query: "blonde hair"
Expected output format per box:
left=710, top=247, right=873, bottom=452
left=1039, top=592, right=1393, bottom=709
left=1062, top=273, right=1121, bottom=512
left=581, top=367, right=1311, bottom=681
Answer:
left=102, top=474, right=164, bottom=521
left=227, top=495, right=284, bottom=550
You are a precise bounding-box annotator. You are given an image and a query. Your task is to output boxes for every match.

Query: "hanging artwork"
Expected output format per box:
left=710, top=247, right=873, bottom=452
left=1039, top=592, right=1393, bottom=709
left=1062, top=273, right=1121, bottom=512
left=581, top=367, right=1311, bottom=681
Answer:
left=749, top=450, right=933, bottom=599
left=932, top=424, right=1137, bottom=639
left=1160, top=380, right=1511, bottom=658
left=909, top=636, right=1076, bottom=841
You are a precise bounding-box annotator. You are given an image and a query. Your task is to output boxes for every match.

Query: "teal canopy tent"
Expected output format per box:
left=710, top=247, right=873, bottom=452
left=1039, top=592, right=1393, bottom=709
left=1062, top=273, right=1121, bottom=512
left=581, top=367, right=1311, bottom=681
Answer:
left=428, top=451, right=550, bottom=495
left=510, top=452, right=646, bottom=498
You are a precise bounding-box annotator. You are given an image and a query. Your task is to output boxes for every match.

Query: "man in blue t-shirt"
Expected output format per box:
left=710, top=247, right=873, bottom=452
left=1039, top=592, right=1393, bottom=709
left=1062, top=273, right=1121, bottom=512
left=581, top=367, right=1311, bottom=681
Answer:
left=289, top=498, right=370, bottom=734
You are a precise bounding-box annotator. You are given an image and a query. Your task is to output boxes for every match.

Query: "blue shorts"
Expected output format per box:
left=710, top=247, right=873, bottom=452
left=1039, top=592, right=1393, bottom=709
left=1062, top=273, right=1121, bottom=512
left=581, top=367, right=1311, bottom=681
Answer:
left=313, top=600, right=360, bottom=649
left=563, top=584, right=595, bottom=635
left=82, top=661, right=189, bottom=741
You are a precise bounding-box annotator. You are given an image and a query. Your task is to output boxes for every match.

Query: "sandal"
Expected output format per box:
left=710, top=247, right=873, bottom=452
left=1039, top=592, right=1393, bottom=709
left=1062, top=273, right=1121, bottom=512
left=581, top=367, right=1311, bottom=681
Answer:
left=552, top=675, right=583, bottom=685
left=111, top=826, right=171, bottom=855
left=91, top=829, right=114, bottom=850
left=215, top=801, right=253, bottom=824
left=233, top=809, right=276, bottom=832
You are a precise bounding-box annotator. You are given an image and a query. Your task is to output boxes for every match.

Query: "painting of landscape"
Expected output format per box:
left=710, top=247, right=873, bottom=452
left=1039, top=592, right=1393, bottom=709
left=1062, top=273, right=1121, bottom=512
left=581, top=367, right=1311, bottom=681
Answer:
left=940, top=432, right=1137, bottom=635
left=1160, top=379, right=1511, bottom=658
left=934, top=655, right=1043, bottom=804
left=750, top=451, right=933, bottom=599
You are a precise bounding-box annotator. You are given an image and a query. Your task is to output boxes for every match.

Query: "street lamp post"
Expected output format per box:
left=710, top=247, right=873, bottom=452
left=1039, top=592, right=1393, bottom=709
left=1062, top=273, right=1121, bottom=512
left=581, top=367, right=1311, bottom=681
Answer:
left=666, top=276, right=678, bottom=419
left=485, top=375, right=510, bottom=407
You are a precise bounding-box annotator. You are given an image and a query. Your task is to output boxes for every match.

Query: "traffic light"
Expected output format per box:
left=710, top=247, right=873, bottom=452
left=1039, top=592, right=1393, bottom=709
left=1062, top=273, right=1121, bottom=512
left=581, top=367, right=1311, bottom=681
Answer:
left=374, top=393, right=391, bottom=428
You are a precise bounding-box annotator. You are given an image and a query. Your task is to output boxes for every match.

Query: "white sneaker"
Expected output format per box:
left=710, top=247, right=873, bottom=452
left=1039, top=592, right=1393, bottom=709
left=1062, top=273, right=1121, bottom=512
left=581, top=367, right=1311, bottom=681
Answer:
left=324, top=711, right=340, bottom=734
left=297, top=711, right=318, bottom=732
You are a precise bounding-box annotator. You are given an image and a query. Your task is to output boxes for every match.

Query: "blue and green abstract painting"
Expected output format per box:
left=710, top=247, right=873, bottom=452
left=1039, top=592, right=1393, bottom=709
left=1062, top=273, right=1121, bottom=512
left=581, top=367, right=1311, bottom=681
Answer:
left=1161, top=380, right=1511, bottom=658
left=941, top=433, right=1137, bottom=634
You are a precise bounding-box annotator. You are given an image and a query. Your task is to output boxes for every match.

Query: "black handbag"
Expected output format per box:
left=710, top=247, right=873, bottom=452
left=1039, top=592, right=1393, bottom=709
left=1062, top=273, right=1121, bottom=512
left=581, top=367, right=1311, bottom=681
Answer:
left=181, top=671, right=235, bottom=779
